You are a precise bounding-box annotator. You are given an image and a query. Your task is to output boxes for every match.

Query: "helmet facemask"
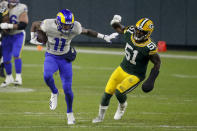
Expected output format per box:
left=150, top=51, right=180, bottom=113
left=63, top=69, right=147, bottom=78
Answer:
left=8, top=0, right=20, bottom=6
left=134, top=27, right=149, bottom=41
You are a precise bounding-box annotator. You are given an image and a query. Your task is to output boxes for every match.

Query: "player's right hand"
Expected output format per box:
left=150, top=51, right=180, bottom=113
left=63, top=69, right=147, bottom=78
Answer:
left=30, top=32, right=42, bottom=45
left=103, top=32, right=119, bottom=43
left=110, top=15, right=122, bottom=25
left=30, top=38, right=43, bottom=45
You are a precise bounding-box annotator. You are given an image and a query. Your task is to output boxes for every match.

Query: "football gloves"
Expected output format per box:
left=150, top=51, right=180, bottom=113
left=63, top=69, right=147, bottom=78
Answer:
left=30, top=32, right=43, bottom=45
left=97, top=32, right=119, bottom=43
left=142, top=68, right=159, bottom=93
left=0, top=23, right=13, bottom=29
left=110, top=15, right=122, bottom=25
left=103, top=33, right=119, bottom=43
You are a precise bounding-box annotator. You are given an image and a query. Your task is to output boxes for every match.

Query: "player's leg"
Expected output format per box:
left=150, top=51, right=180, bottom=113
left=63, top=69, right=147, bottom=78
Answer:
left=114, top=73, right=140, bottom=120
left=44, top=53, right=59, bottom=110
left=12, top=32, right=25, bottom=85
left=93, top=66, right=124, bottom=123
left=58, top=58, right=75, bottom=125
left=0, top=35, right=14, bottom=87
left=0, top=44, right=5, bottom=78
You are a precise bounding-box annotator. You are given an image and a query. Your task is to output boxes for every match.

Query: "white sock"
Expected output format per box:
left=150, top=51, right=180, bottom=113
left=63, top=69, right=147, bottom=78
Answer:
left=98, top=105, right=108, bottom=119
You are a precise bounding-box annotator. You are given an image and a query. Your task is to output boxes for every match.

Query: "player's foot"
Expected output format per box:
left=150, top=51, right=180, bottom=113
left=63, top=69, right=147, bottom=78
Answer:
left=0, top=75, right=14, bottom=88
left=92, top=116, right=103, bottom=123
left=49, top=93, right=58, bottom=110
left=67, top=112, right=75, bottom=125
left=13, top=74, right=22, bottom=86
left=114, top=101, right=128, bottom=120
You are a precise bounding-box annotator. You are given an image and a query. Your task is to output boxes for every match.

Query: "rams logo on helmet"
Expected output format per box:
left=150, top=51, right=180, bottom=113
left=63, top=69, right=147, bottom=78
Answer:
left=56, top=9, right=74, bottom=34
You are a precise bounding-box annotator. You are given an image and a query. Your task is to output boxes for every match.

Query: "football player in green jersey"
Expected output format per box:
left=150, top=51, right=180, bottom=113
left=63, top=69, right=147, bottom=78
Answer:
left=92, top=15, right=161, bottom=123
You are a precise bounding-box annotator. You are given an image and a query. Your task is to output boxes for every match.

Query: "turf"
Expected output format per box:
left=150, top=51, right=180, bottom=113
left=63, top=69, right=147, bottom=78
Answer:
left=0, top=46, right=197, bottom=131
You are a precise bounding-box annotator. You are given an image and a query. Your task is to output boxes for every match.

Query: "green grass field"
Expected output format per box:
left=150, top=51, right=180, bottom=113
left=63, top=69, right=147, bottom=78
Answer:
left=0, top=46, right=197, bottom=131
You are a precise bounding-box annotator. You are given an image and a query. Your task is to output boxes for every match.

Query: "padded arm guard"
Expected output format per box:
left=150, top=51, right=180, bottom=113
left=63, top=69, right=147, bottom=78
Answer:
left=142, top=68, right=159, bottom=93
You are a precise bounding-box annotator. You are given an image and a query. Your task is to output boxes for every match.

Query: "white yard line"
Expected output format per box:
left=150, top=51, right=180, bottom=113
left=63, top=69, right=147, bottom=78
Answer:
left=0, top=125, right=196, bottom=129
left=24, top=46, right=197, bottom=60
left=172, top=74, right=197, bottom=78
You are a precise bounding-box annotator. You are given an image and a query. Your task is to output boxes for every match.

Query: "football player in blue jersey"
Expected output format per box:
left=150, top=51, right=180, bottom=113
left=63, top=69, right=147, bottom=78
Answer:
left=0, top=0, right=28, bottom=87
left=30, top=9, right=118, bottom=125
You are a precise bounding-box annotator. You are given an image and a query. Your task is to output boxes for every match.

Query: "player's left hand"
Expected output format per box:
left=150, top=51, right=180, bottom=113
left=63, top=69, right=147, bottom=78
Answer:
left=142, top=80, right=154, bottom=93
left=103, top=33, right=119, bottom=43
left=0, top=23, right=14, bottom=29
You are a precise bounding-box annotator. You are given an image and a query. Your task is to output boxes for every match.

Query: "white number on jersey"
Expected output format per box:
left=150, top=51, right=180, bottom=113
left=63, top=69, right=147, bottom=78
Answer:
left=125, top=43, right=138, bottom=65
left=147, top=42, right=156, bottom=50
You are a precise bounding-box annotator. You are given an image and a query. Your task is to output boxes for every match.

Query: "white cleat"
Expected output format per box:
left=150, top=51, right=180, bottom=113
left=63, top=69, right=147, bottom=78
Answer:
left=49, top=93, right=58, bottom=110
left=67, top=112, right=75, bottom=125
left=92, top=116, right=103, bottom=123
left=0, top=75, right=14, bottom=88
left=114, top=101, right=128, bottom=120
left=13, top=73, right=22, bottom=86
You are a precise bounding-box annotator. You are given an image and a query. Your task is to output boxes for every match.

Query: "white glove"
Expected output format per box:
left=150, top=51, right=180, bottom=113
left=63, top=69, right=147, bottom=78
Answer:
left=97, top=32, right=119, bottom=43
left=30, top=38, right=43, bottom=45
left=110, top=15, right=122, bottom=25
left=103, top=33, right=119, bottom=43
left=109, top=32, right=119, bottom=39
left=30, top=32, right=42, bottom=45
left=0, top=23, right=14, bottom=29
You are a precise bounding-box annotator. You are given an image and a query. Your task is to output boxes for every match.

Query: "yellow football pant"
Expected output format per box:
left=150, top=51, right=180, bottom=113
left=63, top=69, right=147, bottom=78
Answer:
left=105, top=66, right=140, bottom=95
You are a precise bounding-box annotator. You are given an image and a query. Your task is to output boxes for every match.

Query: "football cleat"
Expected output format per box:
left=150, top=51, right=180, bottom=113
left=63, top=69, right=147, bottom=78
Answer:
left=0, top=75, right=14, bottom=88
left=67, top=112, right=75, bottom=125
left=114, top=101, right=128, bottom=120
left=13, top=75, right=22, bottom=86
left=92, top=116, right=103, bottom=123
left=49, top=93, right=58, bottom=110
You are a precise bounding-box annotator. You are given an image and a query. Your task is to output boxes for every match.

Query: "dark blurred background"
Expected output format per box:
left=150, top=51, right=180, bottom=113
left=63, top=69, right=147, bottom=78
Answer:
left=21, top=0, right=197, bottom=50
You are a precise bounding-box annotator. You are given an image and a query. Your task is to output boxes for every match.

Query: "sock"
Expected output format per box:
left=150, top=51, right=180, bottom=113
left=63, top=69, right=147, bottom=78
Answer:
left=115, top=90, right=127, bottom=104
left=98, top=105, right=108, bottom=119
left=62, top=82, right=74, bottom=113
left=65, top=91, right=73, bottom=113
left=14, top=59, right=22, bottom=73
left=101, top=92, right=113, bottom=106
left=4, top=62, right=12, bottom=75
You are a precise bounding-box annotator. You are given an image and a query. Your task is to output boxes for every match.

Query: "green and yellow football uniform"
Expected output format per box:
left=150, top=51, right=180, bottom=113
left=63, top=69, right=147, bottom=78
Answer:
left=105, top=26, right=158, bottom=95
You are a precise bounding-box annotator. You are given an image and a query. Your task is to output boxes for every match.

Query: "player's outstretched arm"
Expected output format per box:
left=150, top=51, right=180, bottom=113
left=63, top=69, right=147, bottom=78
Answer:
left=110, top=15, right=125, bottom=34
left=142, top=53, right=161, bottom=93
left=81, top=28, right=118, bottom=43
